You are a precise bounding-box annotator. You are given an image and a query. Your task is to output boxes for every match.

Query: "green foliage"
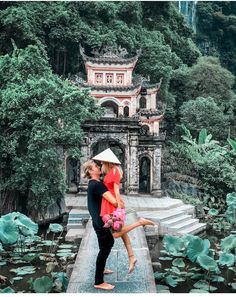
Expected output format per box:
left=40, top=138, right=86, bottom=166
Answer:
left=33, top=276, right=53, bottom=293
left=0, top=44, right=101, bottom=215
left=196, top=1, right=236, bottom=76
left=48, top=223, right=63, bottom=233
left=218, top=252, right=235, bottom=267
left=197, top=255, right=218, bottom=272
left=186, top=238, right=210, bottom=262
left=169, top=56, right=236, bottom=139
left=159, top=233, right=236, bottom=292
left=170, top=127, right=236, bottom=211
left=180, top=97, right=230, bottom=141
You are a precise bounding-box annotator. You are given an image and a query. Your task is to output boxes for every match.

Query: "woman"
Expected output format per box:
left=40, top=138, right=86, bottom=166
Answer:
left=93, top=148, right=155, bottom=274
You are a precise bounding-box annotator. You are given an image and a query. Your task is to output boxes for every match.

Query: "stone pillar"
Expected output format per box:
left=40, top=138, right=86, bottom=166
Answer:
left=151, top=145, right=162, bottom=197
left=118, top=105, right=123, bottom=116
left=78, top=138, right=90, bottom=193
left=128, top=135, right=139, bottom=194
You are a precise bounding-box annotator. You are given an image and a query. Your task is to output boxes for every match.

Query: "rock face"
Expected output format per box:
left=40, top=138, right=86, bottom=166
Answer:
left=33, top=198, right=67, bottom=224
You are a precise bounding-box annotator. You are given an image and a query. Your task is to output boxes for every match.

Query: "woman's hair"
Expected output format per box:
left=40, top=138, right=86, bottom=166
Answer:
left=101, top=162, right=123, bottom=178
left=82, top=160, right=95, bottom=179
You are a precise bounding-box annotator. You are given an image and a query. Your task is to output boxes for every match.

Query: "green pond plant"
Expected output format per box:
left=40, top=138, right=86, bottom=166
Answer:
left=156, top=233, right=236, bottom=292
left=0, top=212, right=73, bottom=293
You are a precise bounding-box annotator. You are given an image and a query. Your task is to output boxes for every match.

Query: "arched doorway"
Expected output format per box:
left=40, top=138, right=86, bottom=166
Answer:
left=92, top=140, right=125, bottom=193
left=139, top=156, right=151, bottom=193
left=66, top=157, right=80, bottom=192
left=101, top=101, right=118, bottom=118
left=124, top=106, right=129, bottom=117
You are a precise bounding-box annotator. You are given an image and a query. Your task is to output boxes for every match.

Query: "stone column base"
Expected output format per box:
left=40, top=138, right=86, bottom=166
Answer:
left=151, top=189, right=162, bottom=198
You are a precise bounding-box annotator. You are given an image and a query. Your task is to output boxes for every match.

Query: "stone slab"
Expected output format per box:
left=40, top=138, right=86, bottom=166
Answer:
left=67, top=213, right=156, bottom=293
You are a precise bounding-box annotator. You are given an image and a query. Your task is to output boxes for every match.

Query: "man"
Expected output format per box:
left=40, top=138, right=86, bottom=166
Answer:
left=82, top=160, right=118, bottom=290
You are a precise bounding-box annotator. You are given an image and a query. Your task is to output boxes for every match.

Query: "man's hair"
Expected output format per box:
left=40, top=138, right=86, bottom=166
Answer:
left=82, top=160, right=95, bottom=179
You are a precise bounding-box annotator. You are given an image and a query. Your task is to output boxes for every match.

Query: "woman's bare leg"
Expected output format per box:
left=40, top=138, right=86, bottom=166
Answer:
left=113, top=218, right=154, bottom=239
left=121, top=233, right=137, bottom=273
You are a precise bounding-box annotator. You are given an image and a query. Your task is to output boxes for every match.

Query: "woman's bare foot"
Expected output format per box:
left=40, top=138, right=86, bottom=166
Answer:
left=94, top=282, right=115, bottom=290
left=139, top=217, right=155, bottom=226
left=104, top=268, right=114, bottom=274
left=128, top=255, right=137, bottom=274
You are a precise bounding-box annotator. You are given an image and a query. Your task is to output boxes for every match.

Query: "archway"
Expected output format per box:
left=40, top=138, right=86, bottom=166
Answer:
left=124, top=106, right=129, bottom=117
left=101, top=101, right=118, bottom=118
left=140, top=96, right=147, bottom=109
left=66, top=157, right=80, bottom=192
left=139, top=156, right=151, bottom=193
left=92, top=140, right=125, bottom=192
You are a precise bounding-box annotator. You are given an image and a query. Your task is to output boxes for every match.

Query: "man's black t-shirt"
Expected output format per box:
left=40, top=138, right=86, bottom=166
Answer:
left=87, top=179, right=108, bottom=228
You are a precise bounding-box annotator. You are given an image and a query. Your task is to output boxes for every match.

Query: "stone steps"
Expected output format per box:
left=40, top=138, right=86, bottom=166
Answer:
left=65, top=195, right=206, bottom=239
left=178, top=223, right=207, bottom=236
left=65, top=228, right=85, bottom=242
left=163, top=214, right=192, bottom=226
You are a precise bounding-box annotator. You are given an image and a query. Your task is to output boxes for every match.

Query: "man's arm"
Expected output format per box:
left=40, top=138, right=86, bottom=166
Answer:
left=103, top=191, right=118, bottom=208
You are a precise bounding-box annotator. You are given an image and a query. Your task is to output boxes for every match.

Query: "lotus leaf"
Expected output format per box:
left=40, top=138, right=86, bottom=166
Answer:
left=12, top=276, right=23, bottom=281
left=59, top=244, right=74, bottom=249
left=0, top=287, right=15, bottom=293
left=182, top=234, right=197, bottom=246
left=159, top=256, right=173, bottom=260
left=48, top=223, right=63, bottom=233
left=163, top=235, right=185, bottom=256
left=11, top=260, right=27, bottom=264
left=10, top=266, right=36, bottom=276
left=51, top=272, right=69, bottom=291
left=154, top=272, right=165, bottom=280
left=187, top=237, right=210, bottom=262
left=0, top=219, right=19, bottom=244
left=226, top=192, right=236, bottom=206
left=0, top=261, right=7, bottom=266
left=211, top=276, right=224, bottom=282
left=225, top=205, right=236, bottom=224
left=170, top=266, right=181, bottom=274
left=189, top=289, right=208, bottom=293
left=156, top=285, right=170, bottom=292
left=56, top=251, right=75, bottom=258
left=218, top=252, right=235, bottom=267
left=208, top=208, right=219, bottom=216
left=1, top=212, right=38, bottom=236
left=33, top=276, right=53, bottom=293
left=42, top=240, right=55, bottom=246
left=197, top=255, right=218, bottom=272
left=220, top=235, right=236, bottom=252
left=172, top=258, right=185, bottom=268
left=22, top=253, right=40, bottom=263
left=0, top=242, right=4, bottom=252
left=193, top=280, right=217, bottom=291
left=165, top=275, right=178, bottom=287
left=190, top=273, right=205, bottom=280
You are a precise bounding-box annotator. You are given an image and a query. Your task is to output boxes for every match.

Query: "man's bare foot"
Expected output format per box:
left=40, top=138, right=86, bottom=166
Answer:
left=139, top=217, right=155, bottom=226
left=104, top=268, right=114, bottom=274
left=94, top=282, right=115, bottom=290
left=128, top=255, right=137, bottom=274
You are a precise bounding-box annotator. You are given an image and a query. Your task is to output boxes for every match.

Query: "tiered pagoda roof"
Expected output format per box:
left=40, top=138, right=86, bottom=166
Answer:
left=80, top=45, right=141, bottom=65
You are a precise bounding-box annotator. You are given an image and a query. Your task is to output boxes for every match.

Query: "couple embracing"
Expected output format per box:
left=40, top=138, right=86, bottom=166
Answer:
left=82, top=148, right=154, bottom=291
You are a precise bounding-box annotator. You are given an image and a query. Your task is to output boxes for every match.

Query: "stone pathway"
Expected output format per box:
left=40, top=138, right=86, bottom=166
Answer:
left=67, top=213, right=156, bottom=293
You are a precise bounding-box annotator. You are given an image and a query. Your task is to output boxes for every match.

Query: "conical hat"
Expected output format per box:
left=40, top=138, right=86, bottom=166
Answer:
left=92, top=148, right=121, bottom=164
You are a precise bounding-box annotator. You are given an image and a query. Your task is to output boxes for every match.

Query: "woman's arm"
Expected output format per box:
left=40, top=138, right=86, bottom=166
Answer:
left=114, top=183, right=125, bottom=208
left=103, top=191, right=118, bottom=207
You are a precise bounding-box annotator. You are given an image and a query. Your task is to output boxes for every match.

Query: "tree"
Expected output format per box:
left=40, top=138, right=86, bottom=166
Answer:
left=0, top=43, right=101, bottom=220
left=169, top=56, right=236, bottom=139
left=180, top=97, right=230, bottom=141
